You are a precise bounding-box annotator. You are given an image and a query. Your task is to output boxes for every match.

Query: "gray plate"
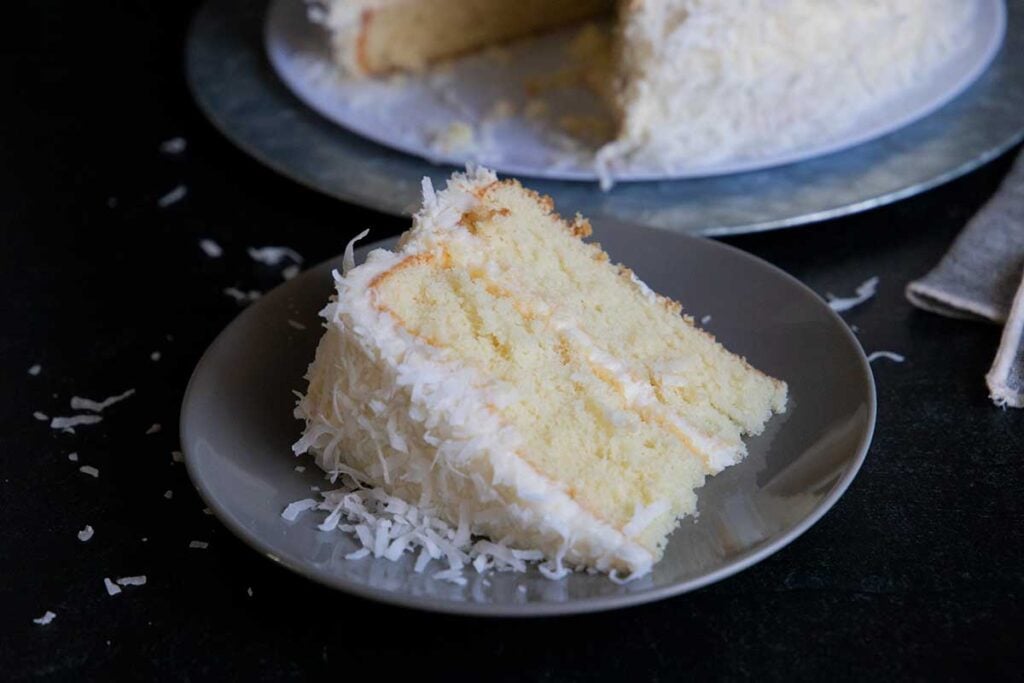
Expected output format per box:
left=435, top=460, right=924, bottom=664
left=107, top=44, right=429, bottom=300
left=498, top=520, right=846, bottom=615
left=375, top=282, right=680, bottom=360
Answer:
left=186, top=0, right=1024, bottom=236
left=181, top=220, right=876, bottom=616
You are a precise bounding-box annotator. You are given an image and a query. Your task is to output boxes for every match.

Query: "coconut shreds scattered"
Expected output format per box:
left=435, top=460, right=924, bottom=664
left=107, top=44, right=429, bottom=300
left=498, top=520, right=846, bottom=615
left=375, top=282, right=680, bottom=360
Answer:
left=868, top=351, right=906, bottom=364
left=827, top=276, right=879, bottom=312
left=287, top=319, right=306, bottom=330
left=115, top=575, right=147, bottom=587
left=247, top=246, right=304, bottom=266
left=33, top=411, right=49, bottom=421
left=223, top=287, right=261, bottom=304
left=67, top=452, right=79, bottom=462
left=157, top=185, right=187, bottom=208
left=247, top=587, right=253, bottom=597
left=104, top=578, right=122, bottom=596
left=33, top=611, right=57, bottom=625
left=282, top=265, right=301, bottom=281
left=202, top=507, right=213, bottom=515
left=51, top=414, right=103, bottom=432
left=171, top=450, right=184, bottom=463
left=294, top=465, right=306, bottom=472
left=145, top=423, right=161, bottom=435
left=163, top=490, right=173, bottom=500
left=70, top=388, right=135, bottom=413
left=284, top=475, right=577, bottom=583
left=700, top=314, right=712, bottom=324
left=199, top=238, right=223, bottom=258
left=159, top=137, right=187, bottom=154
left=78, top=525, right=94, bottom=542
left=79, top=465, right=99, bottom=478
left=189, top=541, right=208, bottom=549
left=150, top=351, right=161, bottom=362
left=28, top=364, right=42, bottom=376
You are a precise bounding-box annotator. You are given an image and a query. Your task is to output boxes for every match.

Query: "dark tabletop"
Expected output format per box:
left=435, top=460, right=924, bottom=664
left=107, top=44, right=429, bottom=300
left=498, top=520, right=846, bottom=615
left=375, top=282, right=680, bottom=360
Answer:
left=4, top=1, right=1023, bottom=680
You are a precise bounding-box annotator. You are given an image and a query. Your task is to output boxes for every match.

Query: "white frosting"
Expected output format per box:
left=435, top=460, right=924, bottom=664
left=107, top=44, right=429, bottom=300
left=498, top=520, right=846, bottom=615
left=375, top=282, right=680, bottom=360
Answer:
left=293, top=168, right=657, bottom=576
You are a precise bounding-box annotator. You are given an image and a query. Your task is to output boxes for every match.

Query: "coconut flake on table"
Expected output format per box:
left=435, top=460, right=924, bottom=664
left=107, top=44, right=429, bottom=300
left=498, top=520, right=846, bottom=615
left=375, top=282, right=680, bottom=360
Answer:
left=33, top=611, right=57, bottom=625
left=247, top=246, right=304, bottom=266
left=104, top=578, right=122, bottom=596
left=79, top=465, right=99, bottom=478
left=145, top=423, right=161, bottom=435
left=282, top=265, right=301, bottom=281
left=78, top=525, right=94, bottom=542
left=67, top=452, right=79, bottom=462
left=159, top=137, right=187, bottom=154
left=294, top=465, right=306, bottom=472
left=171, top=450, right=183, bottom=463
left=150, top=351, right=161, bottom=362
left=246, top=587, right=253, bottom=597
left=28, top=364, right=41, bottom=376
left=33, top=411, right=49, bottom=421
left=287, top=319, right=306, bottom=330
left=827, top=276, right=879, bottom=313
left=202, top=507, right=212, bottom=515
left=163, top=490, right=173, bottom=500
left=115, top=576, right=147, bottom=587
left=51, top=414, right=103, bottom=432
left=198, top=238, right=223, bottom=258
left=157, top=184, right=187, bottom=208
left=189, top=541, right=208, bottom=549
left=700, top=314, right=712, bottom=324
left=868, top=351, right=906, bottom=364
left=70, top=388, right=135, bottom=413
left=223, top=287, right=261, bottom=304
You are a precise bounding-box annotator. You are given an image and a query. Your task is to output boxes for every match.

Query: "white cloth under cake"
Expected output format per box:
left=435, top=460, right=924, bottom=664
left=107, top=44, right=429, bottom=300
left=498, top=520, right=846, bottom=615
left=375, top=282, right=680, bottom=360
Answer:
left=906, top=150, right=1024, bottom=408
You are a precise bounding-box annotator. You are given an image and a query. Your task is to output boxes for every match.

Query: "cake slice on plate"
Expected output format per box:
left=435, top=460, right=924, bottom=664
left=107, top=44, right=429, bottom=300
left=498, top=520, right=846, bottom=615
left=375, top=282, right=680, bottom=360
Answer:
left=293, top=167, right=787, bottom=578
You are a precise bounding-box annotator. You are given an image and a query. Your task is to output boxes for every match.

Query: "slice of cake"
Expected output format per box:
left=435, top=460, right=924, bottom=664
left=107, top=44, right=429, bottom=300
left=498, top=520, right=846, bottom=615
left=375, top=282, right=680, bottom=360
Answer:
left=293, top=167, right=787, bottom=578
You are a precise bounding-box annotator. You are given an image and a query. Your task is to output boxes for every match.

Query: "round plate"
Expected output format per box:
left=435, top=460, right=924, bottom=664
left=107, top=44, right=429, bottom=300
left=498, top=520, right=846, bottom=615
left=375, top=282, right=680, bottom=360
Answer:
left=265, top=0, right=1004, bottom=182
left=186, top=0, right=1024, bottom=236
left=180, top=220, right=876, bottom=616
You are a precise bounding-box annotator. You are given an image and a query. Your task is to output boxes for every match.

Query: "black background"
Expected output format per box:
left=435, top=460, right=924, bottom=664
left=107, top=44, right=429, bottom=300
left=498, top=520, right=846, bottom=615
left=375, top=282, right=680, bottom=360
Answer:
left=3, top=2, right=1023, bottom=680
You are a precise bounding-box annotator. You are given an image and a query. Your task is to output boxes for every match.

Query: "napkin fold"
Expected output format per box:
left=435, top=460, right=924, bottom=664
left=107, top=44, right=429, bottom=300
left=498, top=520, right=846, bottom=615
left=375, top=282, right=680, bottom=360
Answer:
left=906, top=150, right=1024, bottom=408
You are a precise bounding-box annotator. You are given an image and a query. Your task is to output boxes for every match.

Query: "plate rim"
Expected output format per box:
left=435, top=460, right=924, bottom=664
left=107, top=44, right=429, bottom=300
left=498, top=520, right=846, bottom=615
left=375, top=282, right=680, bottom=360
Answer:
left=263, top=0, right=1006, bottom=183
left=180, top=230, right=877, bottom=617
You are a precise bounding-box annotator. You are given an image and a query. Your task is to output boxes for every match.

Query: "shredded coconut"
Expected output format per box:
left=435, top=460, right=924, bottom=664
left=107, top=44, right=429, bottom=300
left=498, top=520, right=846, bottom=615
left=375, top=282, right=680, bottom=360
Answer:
left=294, top=465, right=306, bottom=472
left=157, top=185, right=187, bottom=208
left=246, top=587, right=253, bottom=597
left=868, top=351, right=906, bottom=364
left=199, top=238, right=223, bottom=258
left=163, top=490, right=173, bottom=500
left=70, top=389, right=135, bottom=413
left=33, top=411, right=49, bottom=421
left=150, top=351, right=161, bottom=362
left=828, top=277, right=879, bottom=312
left=171, top=450, right=183, bottom=462
left=189, top=541, right=208, bottom=549
left=79, top=465, right=99, bottom=478
left=342, top=229, right=370, bottom=275
left=115, top=575, right=147, bottom=587
left=145, top=423, right=161, bottom=435
left=104, top=578, right=122, bottom=596
left=287, top=319, right=306, bottom=330
left=202, top=507, right=212, bottom=515
left=159, top=137, right=187, bottom=154
left=77, top=525, right=94, bottom=542
left=247, top=246, right=304, bottom=266
left=67, top=452, right=78, bottom=462
left=28, top=364, right=41, bottom=376
left=224, top=287, right=262, bottom=304
left=51, top=414, right=102, bottom=431
left=33, top=611, right=56, bottom=625
left=280, top=498, right=319, bottom=521
left=700, top=315, right=712, bottom=325
left=282, top=265, right=300, bottom=281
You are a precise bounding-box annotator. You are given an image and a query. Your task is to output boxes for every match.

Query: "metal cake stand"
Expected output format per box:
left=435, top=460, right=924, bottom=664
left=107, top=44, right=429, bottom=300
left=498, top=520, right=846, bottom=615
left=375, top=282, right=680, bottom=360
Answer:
left=186, top=0, right=1024, bottom=236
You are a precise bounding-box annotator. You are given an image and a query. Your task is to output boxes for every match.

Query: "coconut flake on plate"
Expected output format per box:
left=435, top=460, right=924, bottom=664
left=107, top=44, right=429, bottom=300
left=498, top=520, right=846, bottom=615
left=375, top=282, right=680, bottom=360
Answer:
left=67, top=452, right=78, bottom=462
left=223, top=287, right=262, bottom=304
left=104, top=578, right=122, bottom=596
left=189, top=541, right=208, bottom=549
left=287, top=319, right=306, bottom=330
left=827, top=276, right=879, bottom=313
left=51, top=414, right=103, bottom=432
left=163, top=490, right=173, bottom=500
left=78, top=525, right=94, bottom=542
left=28, top=364, right=41, bottom=376
left=33, top=611, right=57, bottom=625
left=33, top=411, right=49, bottom=421
left=115, top=575, right=147, bottom=587
left=70, top=388, right=135, bottom=412
left=150, top=351, right=161, bottom=362
left=157, top=185, right=187, bottom=208
left=79, top=465, right=99, bottom=478
left=159, top=137, right=187, bottom=154
left=145, top=423, right=161, bottom=435
left=280, top=498, right=319, bottom=521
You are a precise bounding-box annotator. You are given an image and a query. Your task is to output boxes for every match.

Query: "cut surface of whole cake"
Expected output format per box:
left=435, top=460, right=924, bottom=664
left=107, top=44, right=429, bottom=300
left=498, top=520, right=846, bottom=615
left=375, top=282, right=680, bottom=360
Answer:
left=293, top=167, right=787, bottom=578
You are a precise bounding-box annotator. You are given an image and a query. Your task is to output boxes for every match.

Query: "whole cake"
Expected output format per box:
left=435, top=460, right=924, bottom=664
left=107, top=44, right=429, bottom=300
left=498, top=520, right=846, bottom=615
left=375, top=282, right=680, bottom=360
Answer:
left=292, top=167, right=788, bottom=578
left=308, top=0, right=974, bottom=175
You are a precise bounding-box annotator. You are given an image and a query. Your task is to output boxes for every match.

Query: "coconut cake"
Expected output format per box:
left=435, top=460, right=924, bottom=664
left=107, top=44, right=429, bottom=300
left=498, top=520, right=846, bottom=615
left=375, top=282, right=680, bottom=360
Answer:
left=292, top=167, right=787, bottom=578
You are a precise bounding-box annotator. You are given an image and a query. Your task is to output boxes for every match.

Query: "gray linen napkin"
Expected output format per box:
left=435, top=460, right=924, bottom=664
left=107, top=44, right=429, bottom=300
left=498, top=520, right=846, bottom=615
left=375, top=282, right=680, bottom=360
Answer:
left=906, top=150, right=1024, bottom=408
